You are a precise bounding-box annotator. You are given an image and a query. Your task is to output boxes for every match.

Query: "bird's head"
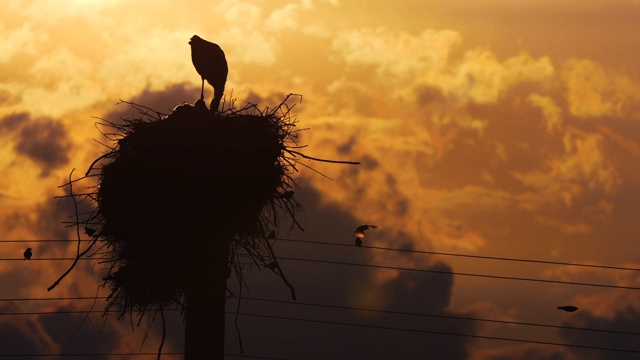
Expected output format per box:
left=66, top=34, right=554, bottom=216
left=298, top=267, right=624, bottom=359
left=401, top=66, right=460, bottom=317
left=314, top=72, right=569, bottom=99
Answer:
left=26, top=248, right=32, bottom=251
left=189, top=35, right=202, bottom=45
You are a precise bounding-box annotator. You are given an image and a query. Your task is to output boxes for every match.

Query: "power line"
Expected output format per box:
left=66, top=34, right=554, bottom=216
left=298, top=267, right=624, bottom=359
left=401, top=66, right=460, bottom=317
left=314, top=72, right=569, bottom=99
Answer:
left=0, top=296, right=108, bottom=302
left=0, top=353, right=183, bottom=358
left=3, top=255, right=637, bottom=290
left=0, top=309, right=181, bottom=316
left=225, top=354, right=292, bottom=360
left=0, top=354, right=281, bottom=359
left=280, top=256, right=640, bottom=291
left=232, top=297, right=640, bottom=336
left=0, top=240, right=92, bottom=243
left=276, top=238, right=640, bottom=272
left=230, top=311, right=640, bottom=354
left=0, top=258, right=97, bottom=261
left=1, top=295, right=636, bottom=337
left=0, top=296, right=630, bottom=339
left=4, top=237, right=638, bottom=272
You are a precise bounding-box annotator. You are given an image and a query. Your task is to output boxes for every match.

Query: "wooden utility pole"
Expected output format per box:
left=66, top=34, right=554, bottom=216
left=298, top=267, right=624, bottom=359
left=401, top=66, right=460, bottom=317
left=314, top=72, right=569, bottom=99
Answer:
left=185, top=230, right=229, bottom=359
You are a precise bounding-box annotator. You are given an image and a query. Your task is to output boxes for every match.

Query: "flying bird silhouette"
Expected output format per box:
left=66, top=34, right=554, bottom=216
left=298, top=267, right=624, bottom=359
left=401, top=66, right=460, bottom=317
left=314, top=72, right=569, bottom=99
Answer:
left=189, top=35, right=228, bottom=112
left=354, top=224, right=377, bottom=238
left=23, top=248, right=32, bottom=261
left=557, top=306, right=579, bottom=312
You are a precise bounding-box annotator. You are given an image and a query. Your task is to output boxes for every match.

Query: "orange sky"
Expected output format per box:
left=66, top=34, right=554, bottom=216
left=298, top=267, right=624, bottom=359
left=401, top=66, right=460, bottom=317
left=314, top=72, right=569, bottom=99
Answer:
left=1, top=1, right=639, bottom=359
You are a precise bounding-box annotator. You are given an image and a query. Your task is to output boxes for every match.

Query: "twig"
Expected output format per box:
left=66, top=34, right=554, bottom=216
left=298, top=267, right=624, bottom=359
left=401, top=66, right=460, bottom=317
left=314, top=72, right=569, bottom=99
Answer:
left=85, top=152, right=113, bottom=177
left=48, top=169, right=98, bottom=292
left=235, top=284, right=244, bottom=354
left=157, top=307, right=165, bottom=360
left=286, top=149, right=360, bottom=165
left=264, top=238, right=296, bottom=301
left=118, top=99, right=167, bottom=120
left=296, top=161, right=333, bottom=180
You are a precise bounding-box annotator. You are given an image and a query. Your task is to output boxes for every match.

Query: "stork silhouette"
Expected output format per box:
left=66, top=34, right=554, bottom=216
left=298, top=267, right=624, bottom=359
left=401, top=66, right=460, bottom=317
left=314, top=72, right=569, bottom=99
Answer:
left=189, top=35, right=228, bottom=113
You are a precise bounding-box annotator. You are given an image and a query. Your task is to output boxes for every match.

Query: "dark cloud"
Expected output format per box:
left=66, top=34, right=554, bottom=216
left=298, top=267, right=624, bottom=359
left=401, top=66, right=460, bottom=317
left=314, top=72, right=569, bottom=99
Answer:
left=241, top=90, right=297, bottom=111
left=225, top=185, right=478, bottom=359
left=482, top=346, right=569, bottom=360
left=32, top=185, right=95, bottom=242
left=560, top=308, right=640, bottom=360
left=0, top=112, right=29, bottom=131
left=0, top=88, right=21, bottom=106
left=415, top=85, right=448, bottom=107
left=0, top=316, right=50, bottom=356
left=39, top=312, right=117, bottom=359
left=336, top=135, right=356, bottom=155
left=0, top=112, right=71, bottom=177
left=102, top=83, right=198, bottom=124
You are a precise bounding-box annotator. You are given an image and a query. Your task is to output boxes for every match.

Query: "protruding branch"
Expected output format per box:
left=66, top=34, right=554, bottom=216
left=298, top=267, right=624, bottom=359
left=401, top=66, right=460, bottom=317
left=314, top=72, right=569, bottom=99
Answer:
left=48, top=169, right=97, bottom=292
left=286, top=149, right=361, bottom=165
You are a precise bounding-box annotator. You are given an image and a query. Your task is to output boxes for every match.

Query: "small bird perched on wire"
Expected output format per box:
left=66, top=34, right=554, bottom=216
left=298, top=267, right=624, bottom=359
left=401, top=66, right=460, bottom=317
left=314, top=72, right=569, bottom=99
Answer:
left=189, top=35, right=228, bottom=113
left=557, top=305, right=579, bottom=312
left=23, top=248, right=32, bottom=260
left=84, top=227, right=96, bottom=236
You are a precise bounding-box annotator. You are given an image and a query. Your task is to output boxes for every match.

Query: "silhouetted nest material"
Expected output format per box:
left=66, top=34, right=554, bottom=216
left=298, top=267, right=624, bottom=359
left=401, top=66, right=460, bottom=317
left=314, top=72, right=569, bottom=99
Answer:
left=50, top=95, right=359, bottom=324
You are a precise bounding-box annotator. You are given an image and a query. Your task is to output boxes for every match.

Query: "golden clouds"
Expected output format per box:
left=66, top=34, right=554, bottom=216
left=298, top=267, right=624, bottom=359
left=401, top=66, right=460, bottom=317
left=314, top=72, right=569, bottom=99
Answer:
left=514, top=128, right=619, bottom=208
left=331, top=26, right=555, bottom=107
left=0, top=23, right=39, bottom=63
left=528, top=94, right=562, bottom=133
left=332, top=27, right=461, bottom=80
left=564, top=59, right=615, bottom=117
left=564, top=58, right=640, bottom=119
left=439, top=50, right=554, bottom=104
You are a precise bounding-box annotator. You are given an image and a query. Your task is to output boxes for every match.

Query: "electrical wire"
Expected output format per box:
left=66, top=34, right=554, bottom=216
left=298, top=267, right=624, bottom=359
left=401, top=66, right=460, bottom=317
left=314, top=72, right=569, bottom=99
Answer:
left=0, top=354, right=284, bottom=359
left=2, top=295, right=637, bottom=336
left=3, top=237, right=638, bottom=272
left=0, top=353, right=183, bottom=358
left=0, top=309, right=181, bottom=316
left=0, top=296, right=108, bottom=302
left=2, top=256, right=637, bottom=290
left=275, top=238, right=640, bottom=272
left=229, top=311, right=640, bottom=354
left=279, top=256, right=640, bottom=291
left=230, top=297, right=640, bottom=336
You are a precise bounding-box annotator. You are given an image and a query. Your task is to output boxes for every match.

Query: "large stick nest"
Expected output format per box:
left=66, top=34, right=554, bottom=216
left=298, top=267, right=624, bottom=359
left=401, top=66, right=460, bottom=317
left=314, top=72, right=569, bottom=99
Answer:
left=55, top=96, right=312, bottom=320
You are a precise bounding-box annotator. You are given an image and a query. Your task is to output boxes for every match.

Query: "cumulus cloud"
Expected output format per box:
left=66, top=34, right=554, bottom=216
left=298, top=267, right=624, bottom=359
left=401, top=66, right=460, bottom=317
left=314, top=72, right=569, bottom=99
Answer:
left=562, top=59, right=640, bottom=120
left=332, top=27, right=461, bottom=80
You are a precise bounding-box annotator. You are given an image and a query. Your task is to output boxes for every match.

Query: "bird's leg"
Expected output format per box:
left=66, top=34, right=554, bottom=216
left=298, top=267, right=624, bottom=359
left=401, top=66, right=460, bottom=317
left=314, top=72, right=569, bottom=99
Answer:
left=200, top=79, right=205, bottom=101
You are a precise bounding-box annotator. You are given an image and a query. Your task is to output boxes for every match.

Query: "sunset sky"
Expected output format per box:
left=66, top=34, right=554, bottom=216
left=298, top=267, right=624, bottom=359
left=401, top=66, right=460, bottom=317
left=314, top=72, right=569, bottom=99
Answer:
left=1, top=0, right=639, bottom=359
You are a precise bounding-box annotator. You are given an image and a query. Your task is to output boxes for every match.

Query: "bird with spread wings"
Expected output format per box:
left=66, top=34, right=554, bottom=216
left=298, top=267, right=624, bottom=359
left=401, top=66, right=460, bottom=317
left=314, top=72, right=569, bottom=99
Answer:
left=354, top=224, right=377, bottom=247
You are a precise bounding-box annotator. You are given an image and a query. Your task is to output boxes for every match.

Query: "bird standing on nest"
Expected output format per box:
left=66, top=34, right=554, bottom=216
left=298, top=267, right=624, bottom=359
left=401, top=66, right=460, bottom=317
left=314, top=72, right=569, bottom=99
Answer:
left=189, top=35, right=228, bottom=113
